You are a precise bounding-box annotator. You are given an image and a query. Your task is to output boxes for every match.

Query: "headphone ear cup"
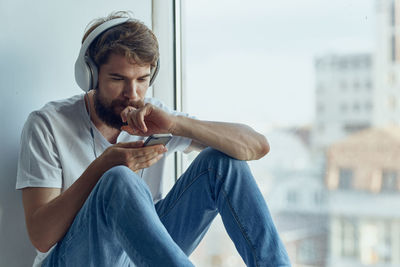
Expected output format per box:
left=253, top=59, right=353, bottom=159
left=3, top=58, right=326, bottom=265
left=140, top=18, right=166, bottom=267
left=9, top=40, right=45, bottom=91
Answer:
left=86, top=56, right=98, bottom=89
left=74, top=57, right=92, bottom=92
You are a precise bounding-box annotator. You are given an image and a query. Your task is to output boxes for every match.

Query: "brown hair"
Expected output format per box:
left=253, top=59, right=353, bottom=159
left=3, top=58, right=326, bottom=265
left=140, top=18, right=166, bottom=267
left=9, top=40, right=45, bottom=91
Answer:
left=82, top=11, right=159, bottom=69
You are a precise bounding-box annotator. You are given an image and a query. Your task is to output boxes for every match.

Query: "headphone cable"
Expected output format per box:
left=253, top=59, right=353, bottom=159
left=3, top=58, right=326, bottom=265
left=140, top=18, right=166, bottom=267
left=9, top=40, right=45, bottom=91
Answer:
left=85, top=92, right=98, bottom=158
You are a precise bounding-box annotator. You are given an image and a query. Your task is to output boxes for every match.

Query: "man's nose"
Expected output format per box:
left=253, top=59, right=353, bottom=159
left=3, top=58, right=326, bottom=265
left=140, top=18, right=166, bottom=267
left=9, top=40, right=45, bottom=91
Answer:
left=124, top=81, right=138, bottom=100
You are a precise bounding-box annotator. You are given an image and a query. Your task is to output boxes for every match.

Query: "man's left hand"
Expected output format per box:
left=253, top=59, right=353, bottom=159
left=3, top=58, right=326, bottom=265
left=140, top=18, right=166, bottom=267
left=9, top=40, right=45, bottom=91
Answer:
left=120, top=102, right=176, bottom=136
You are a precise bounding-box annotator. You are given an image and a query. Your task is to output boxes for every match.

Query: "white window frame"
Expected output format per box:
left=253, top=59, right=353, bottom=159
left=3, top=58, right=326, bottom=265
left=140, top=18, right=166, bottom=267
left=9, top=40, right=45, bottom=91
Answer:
left=152, top=0, right=183, bottom=181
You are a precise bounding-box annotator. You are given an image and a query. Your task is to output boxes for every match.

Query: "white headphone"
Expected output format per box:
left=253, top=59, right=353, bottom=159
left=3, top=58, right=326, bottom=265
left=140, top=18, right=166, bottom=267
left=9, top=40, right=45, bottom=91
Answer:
left=74, top=17, right=160, bottom=92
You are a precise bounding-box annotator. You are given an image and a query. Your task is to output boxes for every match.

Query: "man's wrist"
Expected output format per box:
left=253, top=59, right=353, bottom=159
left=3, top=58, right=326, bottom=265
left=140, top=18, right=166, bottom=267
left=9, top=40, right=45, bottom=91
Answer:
left=169, top=115, right=187, bottom=137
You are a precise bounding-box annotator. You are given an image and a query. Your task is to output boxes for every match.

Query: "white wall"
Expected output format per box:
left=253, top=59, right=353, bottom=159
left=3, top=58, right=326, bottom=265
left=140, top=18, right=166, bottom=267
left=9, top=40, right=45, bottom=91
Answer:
left=0, top=1, right=151, bottom=266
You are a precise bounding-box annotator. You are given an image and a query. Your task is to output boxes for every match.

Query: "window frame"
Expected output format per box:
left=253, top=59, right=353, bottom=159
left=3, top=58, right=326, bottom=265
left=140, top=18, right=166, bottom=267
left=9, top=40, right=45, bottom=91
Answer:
left=152, top=0, right=184, bottom=181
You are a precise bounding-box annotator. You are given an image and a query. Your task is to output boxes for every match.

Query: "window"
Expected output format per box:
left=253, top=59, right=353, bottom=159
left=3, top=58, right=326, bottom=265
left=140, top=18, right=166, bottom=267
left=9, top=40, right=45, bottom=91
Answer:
left=180, top=1, right=388, bottom=266
left=381, top=170, right=398, bottom=192
left=339, top=168, right=353, bottom=190
left=287, top=190, right=299, bottom=204
left=391, top=0, right=396, bottom=27
left=340, top=218, right=358, bottom=258
left=297, top=239, right=318, bottom=263
left=391, top=35, right=396, bottom=62
left=314, top=191, right=325, bottom=205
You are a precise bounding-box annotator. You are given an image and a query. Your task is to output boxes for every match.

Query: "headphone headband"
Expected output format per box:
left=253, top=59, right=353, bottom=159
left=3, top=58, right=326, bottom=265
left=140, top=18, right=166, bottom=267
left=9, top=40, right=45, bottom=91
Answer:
left=75, top=17, right=159, bottom=92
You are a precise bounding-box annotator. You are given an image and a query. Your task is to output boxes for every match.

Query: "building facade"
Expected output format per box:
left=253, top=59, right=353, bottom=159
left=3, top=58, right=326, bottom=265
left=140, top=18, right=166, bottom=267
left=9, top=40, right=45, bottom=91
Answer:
left=313, top=54, right=374, bottom=151
left=374, top=0, right=400, bottom=127
left=325, top=127, right=400, bottom=267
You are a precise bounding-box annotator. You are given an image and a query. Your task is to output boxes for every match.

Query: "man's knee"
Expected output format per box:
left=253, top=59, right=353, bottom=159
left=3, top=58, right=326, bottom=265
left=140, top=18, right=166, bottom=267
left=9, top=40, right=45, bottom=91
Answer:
left=96, top=165, right=152, bottom=201
left=197, top=147, right=247, bottom=168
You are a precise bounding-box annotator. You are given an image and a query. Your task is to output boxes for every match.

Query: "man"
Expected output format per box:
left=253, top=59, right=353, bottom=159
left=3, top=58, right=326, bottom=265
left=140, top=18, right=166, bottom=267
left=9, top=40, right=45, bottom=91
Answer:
left=17, top=11, right=291, bottom=267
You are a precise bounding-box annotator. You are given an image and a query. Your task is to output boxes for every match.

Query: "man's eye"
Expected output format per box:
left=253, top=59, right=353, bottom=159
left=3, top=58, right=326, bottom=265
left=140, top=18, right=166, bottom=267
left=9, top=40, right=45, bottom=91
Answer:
left=111, top=77, right=123, bottom=81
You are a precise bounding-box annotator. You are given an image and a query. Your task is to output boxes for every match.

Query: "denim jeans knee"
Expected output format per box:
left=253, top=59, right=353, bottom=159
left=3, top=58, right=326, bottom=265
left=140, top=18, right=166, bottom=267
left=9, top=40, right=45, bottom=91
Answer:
left=95, top=165, right=154, bottom=209
left=196, top=147, right=250, bottom=178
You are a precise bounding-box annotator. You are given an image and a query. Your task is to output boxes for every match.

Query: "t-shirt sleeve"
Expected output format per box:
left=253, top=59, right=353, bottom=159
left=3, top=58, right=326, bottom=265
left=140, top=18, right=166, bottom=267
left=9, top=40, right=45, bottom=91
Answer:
left=16, top=111, right=62, bottom=189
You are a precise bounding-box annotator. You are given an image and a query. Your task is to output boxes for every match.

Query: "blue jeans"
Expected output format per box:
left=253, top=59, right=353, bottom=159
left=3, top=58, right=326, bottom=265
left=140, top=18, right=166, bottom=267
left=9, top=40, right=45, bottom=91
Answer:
left=43, top=148, right=291, bottom=267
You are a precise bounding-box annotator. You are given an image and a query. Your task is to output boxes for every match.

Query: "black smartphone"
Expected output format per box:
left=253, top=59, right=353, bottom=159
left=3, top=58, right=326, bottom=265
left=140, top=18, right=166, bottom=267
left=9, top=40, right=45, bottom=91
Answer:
left=143, top=134, right=173, bottom=147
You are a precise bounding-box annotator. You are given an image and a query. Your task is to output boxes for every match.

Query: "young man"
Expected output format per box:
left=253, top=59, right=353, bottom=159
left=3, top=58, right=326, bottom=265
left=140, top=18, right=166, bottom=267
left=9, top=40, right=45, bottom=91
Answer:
left=17, top=11, right=291, bottom=267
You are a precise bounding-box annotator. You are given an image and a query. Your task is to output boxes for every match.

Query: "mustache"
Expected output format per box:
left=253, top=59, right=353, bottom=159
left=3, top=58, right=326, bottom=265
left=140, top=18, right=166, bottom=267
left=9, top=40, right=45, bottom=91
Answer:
left=111, top=99, right=144, bottom=109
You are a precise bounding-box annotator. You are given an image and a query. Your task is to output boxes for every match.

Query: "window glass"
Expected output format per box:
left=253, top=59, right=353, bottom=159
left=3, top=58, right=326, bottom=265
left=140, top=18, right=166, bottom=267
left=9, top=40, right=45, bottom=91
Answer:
left=181, top=0, right=400, bottom=267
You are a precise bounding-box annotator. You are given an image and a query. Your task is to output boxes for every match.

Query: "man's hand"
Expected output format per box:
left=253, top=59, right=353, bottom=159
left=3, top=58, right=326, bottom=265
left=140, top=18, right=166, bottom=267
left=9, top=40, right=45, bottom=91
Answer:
left=120, top=102, right=176, bottom=136
left=99, top=141, right=168, bottom=173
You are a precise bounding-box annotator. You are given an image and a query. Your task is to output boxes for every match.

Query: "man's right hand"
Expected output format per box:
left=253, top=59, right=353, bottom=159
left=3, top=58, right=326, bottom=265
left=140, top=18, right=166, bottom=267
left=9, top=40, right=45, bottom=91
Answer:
left=98, top=141, right=168, bottom=173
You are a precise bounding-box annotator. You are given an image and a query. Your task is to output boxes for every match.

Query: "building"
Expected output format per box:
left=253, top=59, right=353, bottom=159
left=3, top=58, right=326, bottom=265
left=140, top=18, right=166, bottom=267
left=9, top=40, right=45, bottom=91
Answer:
left=261, top=128, right=329, bottom=267
left=312, top=54, right=374, bottom=151
left=325, top=126, right=400, bottom=267
left=374, top=0, right=400, bottom=127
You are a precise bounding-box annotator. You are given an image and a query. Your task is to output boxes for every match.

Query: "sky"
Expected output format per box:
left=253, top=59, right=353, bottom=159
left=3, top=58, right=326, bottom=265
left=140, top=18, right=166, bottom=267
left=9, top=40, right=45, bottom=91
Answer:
left=182, top=0, right=375, bottom=130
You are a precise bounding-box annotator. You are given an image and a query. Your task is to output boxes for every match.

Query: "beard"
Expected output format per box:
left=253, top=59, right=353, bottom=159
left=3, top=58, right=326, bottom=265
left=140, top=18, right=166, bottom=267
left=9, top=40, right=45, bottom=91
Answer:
left=93, top=90, right=127, bottom=129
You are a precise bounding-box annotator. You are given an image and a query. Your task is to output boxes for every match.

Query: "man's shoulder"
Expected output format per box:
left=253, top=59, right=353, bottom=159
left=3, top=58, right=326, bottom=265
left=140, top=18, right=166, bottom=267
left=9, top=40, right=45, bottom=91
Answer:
left=29, top=94, right=84, bottom=119
left=24, top=94, right=85, bottom=132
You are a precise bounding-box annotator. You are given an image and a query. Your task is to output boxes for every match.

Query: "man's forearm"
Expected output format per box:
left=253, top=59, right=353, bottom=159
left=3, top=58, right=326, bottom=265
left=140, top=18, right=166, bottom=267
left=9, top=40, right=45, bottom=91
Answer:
left=171, top=116, right=270, bottom=161
left=25, top=159, right=109, bottom=253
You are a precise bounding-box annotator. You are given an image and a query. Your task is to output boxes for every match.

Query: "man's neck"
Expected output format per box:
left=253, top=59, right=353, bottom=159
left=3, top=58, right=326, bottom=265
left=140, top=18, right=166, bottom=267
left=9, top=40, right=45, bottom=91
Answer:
left=85, top=91, right=121, bottom=144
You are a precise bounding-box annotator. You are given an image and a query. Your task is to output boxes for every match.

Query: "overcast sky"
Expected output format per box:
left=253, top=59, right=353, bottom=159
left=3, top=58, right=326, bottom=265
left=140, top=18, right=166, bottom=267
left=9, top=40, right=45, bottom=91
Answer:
left=182, top=0, right=375, bottom=130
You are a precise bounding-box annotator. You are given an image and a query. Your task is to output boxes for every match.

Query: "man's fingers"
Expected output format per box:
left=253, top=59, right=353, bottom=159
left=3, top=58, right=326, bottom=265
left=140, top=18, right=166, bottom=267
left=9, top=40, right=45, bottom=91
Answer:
left=137, top=105, right=151, bottom=133
left=121, top=106, right=136, bottom=123
left=135, top=153, right=164, bottom=170
left=121, top=125, right=138, bottom=135
left=115, top=140, right=144, bottom=148
left=134, top=150, right=164, bottom=164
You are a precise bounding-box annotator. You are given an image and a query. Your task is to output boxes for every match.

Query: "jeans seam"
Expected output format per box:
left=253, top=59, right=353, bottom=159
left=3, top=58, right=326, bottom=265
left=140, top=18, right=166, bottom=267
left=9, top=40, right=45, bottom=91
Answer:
left=158, top=168, right=211, bottom=220
left=117, top=226, right=149, bottom=267
left=220, top=182, right=260, bottom=267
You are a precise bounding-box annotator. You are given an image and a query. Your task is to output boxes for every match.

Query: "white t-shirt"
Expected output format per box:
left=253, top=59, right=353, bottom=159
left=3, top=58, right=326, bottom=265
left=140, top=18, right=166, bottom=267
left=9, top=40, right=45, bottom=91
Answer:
left=16, top=94, right=193, bottom=266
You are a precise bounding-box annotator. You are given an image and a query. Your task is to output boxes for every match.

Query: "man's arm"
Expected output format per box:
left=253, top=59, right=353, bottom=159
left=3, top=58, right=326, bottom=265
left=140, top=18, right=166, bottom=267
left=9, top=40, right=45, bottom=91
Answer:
left=22, top=159, right=106, bottom=253
left=173, top=117, right=269, bottom=161
left=121, top=104, right=270, bottom=161
left=22, top=141, right=166, bottom=253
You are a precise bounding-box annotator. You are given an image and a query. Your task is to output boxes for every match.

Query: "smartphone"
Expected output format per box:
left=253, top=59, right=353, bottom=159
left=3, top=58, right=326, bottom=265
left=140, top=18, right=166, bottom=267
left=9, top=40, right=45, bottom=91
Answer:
left=143, top=134, right=173, bottom=147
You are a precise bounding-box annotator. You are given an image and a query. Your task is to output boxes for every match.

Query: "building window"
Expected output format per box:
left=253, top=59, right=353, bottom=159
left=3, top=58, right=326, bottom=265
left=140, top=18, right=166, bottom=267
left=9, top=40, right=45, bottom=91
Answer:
left=341, top=218, right=358, bottom=258
left=339, top=168, right=353, bottom=190
left=298, top=239, right=317, bottom=263
left=391, top=35, right=396, bottom=62
left=381, top=170, right=398, bottom=193
left=382, top=221, right=392, bottom=263
left=287, top=190, right=299, bottom=204
left=314, top=191, right=325, bottom=205
left=391, top=0, right=396, bottom=27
